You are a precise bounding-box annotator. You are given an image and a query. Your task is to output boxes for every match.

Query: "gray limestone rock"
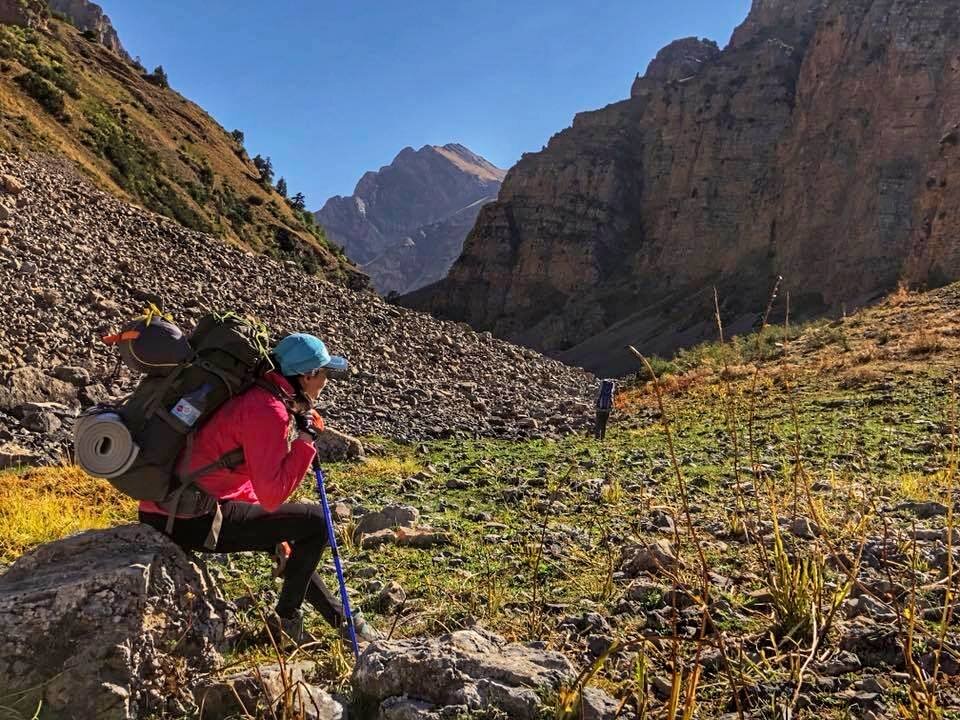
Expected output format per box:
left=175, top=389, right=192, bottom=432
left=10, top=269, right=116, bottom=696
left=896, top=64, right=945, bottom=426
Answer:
left=354, top=504, right=421, bottom=539
left=0, top=524, right=227, bottom=719
left=353, top=628, right=619, bottom=720
left=197, top=661, right=343, bottom=720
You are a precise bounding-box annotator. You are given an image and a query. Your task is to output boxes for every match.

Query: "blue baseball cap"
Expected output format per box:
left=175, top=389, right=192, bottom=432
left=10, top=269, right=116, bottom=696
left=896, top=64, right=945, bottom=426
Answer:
left=274, top=333, right=349, bottom=377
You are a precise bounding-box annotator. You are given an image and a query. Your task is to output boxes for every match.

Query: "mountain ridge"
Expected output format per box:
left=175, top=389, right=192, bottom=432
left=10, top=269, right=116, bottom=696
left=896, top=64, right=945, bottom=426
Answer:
left=316, top=143, right=505, bottom=295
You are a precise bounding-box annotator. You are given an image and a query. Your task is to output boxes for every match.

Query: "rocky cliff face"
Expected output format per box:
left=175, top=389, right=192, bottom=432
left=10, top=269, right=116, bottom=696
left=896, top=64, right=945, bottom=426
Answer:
left=0, top=0, right=47, bottom=28
left=316, top=144, right=505, bottom=295
left=406, top=0, right=960, bottom=376
left=634, top=37, right=719, bottom=87
left=47, top=0, right=126, bottom=57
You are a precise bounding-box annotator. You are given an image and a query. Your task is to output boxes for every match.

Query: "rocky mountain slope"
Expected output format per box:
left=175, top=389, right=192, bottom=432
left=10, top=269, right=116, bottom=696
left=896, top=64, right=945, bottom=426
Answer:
left=0, top=0, right=360, bottom=286
left=316, top=144, right=505, bottom=295
left=0, top=153, right=593, bottom=466
left=406, top=0, right=960, bottom=376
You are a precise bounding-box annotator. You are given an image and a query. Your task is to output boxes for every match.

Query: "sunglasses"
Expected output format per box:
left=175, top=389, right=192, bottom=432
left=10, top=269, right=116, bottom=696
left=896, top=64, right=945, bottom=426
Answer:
left=305, top=365, right=350, bottom=381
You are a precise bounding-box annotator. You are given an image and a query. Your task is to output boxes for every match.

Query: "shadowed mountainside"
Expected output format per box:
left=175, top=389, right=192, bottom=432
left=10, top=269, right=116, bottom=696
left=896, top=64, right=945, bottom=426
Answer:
left=404, top=0, right=960, bottom=376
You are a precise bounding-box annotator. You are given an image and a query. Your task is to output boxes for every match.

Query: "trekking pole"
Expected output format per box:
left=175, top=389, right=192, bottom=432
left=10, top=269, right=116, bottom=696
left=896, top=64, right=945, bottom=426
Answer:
left=313, top=458, right=361, bottom=661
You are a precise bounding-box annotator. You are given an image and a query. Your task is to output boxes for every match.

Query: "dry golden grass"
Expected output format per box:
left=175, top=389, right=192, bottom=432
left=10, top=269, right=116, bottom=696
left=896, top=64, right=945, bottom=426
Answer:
left=888, top=281, right=913, bottom=307
left=898, top=470, right=953, bottom=502
left=718, top=363, right=755, bottom=382
left=905, top=330, right=945, bottom=357
left=837, top=367, right=885, bottom=389
left=615, top=386, right=656, bottom=414
left=631, top=368, right=717, bottom=399
left=0, top=451, right=421, bottom=565
left=0, top=465, right=135, bottom=563
left=851, top=345, right=879, bottom=365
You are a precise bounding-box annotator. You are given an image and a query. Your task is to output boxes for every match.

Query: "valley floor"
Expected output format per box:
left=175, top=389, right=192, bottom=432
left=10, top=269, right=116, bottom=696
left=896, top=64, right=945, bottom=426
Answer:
left=4, top=283, right=960, bottom=718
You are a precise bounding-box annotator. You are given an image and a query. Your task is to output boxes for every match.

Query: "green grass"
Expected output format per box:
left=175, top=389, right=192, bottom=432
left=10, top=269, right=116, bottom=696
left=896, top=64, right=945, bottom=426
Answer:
left=639, top=319, right=849, bottom=380
left=0, top=25, right=79, bottom=120
left=4, top=307, right=960, bottom=716
left=14, top=70, right=65, bottom=118
left=81, top=99, right=211, bottom=232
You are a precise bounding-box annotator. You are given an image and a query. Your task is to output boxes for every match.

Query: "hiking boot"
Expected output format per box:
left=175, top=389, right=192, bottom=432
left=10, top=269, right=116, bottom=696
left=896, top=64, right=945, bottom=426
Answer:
left=266, top=610, right=317, bottom=647
left=341, top=609, right=381, bottom=646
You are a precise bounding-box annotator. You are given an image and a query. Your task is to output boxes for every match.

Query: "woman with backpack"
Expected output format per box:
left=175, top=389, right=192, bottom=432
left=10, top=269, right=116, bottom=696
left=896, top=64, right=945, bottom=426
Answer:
left=137, top=332, right=378, bottom=645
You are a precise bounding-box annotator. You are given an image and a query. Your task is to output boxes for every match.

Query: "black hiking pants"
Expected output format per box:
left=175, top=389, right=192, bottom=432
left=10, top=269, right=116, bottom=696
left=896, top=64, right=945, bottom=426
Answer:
left=140, top=501, right=344, bottom=624
left=594, top=409, right=612, bottom=440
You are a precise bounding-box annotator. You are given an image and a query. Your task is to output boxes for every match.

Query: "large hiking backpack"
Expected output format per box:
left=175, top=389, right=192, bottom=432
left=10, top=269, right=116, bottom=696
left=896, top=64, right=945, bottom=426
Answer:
left=75, top=307, right=272, bottom=504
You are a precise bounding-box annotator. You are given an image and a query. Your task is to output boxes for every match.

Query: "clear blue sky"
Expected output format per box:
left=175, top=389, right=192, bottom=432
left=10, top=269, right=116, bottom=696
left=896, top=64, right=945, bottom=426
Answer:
left=97, top=0, right=751, bottom=208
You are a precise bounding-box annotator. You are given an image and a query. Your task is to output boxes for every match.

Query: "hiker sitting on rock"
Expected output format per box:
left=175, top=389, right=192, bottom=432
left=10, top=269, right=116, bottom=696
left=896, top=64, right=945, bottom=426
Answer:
left=138, top=333, right=378, bottom=644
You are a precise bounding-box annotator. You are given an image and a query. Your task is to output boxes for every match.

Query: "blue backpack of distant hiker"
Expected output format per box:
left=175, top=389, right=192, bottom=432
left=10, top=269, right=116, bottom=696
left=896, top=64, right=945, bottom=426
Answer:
left=597, top=379, right=615, bottom=412
left=75, top=306, right=272, bottom=507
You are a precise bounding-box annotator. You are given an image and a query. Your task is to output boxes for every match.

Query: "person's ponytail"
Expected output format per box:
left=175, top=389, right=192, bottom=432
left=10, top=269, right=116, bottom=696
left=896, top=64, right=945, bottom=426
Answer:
left=265, top=353, right=311, bottom=408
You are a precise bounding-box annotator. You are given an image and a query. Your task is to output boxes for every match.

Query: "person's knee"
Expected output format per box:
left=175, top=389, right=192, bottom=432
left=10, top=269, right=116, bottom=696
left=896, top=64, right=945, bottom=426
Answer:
left=281, top=503, right=327, bottom=544
left=297, top=525, right=327, bottom=548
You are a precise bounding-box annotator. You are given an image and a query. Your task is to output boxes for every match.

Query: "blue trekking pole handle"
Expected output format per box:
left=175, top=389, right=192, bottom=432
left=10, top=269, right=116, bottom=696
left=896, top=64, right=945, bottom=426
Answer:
left=314, top=462, right=360, bottom=660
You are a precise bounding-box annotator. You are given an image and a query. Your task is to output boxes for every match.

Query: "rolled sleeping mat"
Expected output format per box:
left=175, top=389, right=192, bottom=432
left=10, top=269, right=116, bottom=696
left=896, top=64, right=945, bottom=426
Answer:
left=74, top=412, right=140, bottom=479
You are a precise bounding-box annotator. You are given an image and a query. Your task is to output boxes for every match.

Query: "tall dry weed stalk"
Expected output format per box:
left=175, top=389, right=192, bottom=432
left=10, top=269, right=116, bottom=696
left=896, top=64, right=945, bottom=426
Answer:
left=625, top=344, right=746, bottom=720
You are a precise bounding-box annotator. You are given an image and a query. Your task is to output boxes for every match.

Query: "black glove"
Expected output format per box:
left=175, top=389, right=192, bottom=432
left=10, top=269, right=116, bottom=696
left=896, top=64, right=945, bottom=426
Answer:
left=293, top=412, right=319, bottom=441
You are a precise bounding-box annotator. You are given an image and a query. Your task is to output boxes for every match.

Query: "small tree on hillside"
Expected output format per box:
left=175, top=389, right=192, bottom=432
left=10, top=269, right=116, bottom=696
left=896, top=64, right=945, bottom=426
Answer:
left=230, top=129, right=245, bottom=145
left=276, top=177, right=288, bottom=198
left=145, top=65, right=169, bottom=88
left=252, top=155, right=274, bottom=186
left=291, top=192, right=306, bottom=212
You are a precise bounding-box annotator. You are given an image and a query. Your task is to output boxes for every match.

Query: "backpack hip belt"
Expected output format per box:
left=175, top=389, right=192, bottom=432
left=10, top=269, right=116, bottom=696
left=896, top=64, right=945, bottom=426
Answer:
left=159, top=441, right=245, bottom=550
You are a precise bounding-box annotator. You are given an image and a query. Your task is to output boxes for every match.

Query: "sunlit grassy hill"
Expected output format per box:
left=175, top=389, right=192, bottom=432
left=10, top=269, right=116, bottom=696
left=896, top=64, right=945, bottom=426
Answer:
left=0, top=17, right=362, bottom=285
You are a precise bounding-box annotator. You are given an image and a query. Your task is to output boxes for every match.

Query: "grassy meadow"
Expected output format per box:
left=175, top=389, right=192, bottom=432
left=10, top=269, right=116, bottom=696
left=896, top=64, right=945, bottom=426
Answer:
left=3, top=284, right=960, bottom=717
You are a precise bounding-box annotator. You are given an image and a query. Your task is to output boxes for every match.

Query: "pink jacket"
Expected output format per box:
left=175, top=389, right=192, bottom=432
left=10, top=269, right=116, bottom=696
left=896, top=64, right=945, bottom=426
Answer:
left=140, top=372, right=317, bottom=515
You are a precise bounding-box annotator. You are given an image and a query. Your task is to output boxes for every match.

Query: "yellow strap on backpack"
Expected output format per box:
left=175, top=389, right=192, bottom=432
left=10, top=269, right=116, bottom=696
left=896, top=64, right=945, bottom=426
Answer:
left=138, top=303, right=173, bottom=327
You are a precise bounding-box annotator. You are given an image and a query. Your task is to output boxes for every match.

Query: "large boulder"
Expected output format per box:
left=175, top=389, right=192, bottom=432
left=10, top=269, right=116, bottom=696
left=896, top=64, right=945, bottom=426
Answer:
left=353, top=628, right=618, bottom=719
left=0, top=366, right=78, bottom=411
left=0, top=442, right=42, bottom=469
left=315, top=426, right=365, bottom=462
left=0, top=524, right=228, bottom=719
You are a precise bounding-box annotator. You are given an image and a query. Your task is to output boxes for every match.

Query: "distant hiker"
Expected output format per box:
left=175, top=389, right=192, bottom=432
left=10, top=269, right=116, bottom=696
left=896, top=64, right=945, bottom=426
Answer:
left=136, top=332, right=379, bottom=645
left=594, top=379, right=616, bottom=440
